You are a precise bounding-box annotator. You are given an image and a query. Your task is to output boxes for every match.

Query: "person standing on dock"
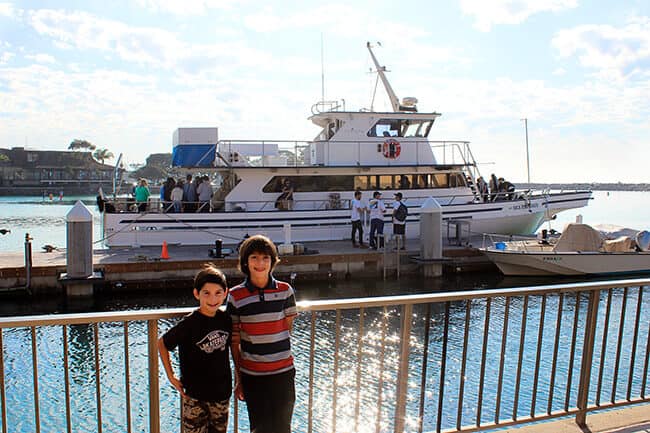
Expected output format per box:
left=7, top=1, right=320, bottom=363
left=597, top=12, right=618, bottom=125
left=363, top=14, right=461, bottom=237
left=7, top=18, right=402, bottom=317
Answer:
left=157, top=265, right=232, bottom=433
left=228, top=235, right=297, bottom=433
left=392, top=192, right=407, bottom=249
left=350, top=190, right=367, bottom=248
left=369, top=191, right=386, bottom=249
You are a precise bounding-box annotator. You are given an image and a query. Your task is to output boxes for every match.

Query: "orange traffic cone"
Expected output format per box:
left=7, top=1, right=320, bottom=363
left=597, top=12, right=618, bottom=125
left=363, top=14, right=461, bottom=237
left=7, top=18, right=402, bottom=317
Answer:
left=161, top=241, right=170, bottom=259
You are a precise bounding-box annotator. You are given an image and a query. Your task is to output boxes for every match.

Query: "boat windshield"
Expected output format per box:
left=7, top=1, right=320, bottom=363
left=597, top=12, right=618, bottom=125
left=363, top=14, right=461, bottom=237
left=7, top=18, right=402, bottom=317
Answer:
left=367, top=118, right=433, bottom=138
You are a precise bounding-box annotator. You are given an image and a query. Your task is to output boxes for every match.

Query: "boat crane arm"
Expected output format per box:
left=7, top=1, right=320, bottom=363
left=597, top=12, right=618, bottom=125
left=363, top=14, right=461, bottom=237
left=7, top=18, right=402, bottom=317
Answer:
left=366, top=42, right=401, bottom=112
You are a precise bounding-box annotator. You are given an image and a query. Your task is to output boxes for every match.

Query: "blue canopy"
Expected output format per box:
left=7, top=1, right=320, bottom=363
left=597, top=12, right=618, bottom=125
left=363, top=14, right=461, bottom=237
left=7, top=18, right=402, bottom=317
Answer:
left=171, top=144, right=216, bottom=167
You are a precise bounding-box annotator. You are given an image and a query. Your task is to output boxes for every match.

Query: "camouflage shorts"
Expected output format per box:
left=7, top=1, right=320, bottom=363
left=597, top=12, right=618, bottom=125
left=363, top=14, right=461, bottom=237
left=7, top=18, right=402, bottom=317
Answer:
left=182, top=395, right=229, bottom=433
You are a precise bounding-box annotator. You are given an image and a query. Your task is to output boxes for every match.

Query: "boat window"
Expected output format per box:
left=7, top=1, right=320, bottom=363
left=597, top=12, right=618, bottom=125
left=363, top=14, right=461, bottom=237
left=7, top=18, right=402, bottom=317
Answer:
left=262, top=172, right=457, bottom=193
left=378, top=175, right=393, bottom=190
left=354, top=175, right=373, bottom=190
left=432, top=173, right=448, bottom=188
left=449, top=173, right=466, bottom=188
left=367, top=119, right=400, bottom=137
left=368, top=119, right=434, bottom=138
left=263, top=176, right=354, bottom=193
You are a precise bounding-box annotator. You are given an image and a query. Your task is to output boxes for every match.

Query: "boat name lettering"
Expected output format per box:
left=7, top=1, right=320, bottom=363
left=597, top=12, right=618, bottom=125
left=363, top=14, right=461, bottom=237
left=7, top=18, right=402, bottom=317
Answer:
left=511, top=203, right=539, bottom=210
left=542, top=257, right=562, bottom=262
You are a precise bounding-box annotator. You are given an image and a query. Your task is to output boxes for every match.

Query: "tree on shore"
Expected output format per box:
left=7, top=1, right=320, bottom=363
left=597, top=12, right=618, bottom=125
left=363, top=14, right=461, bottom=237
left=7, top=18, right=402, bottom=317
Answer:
left=93, top=148, right=114, bottom=164
left=68, top=139, right=96, bottom=151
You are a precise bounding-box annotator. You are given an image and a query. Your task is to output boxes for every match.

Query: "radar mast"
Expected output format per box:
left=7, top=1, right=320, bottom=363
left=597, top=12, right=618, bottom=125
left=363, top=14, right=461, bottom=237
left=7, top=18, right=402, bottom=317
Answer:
left=366, top=42, right=417, bottom=112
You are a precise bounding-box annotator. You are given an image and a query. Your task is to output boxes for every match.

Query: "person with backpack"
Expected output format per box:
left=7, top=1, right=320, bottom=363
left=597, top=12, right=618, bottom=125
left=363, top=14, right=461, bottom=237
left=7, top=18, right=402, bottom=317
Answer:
left=392, top=192, right=408, bottom=249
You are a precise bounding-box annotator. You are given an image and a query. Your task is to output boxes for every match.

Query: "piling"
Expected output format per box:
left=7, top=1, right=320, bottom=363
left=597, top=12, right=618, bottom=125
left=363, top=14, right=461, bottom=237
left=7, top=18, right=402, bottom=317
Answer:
left=24, top=233, right=33, bottom=290
left=59, top=200, right=103, bottom=296
left=419, top=197, right=443, bottom=277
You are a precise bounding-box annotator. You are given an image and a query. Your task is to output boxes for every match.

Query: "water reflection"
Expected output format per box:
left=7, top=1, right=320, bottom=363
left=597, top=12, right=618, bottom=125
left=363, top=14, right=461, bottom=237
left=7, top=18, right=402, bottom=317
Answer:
left=0, top=282, right=648, bottom=432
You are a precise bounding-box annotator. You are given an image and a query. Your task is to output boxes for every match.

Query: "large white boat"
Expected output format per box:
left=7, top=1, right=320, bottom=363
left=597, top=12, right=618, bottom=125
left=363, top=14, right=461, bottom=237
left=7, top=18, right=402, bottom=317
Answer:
left=101, top=44, right=592, bottom=248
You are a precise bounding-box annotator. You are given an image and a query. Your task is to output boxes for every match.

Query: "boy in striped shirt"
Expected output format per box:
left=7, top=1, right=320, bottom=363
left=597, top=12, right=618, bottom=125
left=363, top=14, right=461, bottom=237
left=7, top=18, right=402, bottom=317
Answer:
left=227, top=234, right=297, bottom=433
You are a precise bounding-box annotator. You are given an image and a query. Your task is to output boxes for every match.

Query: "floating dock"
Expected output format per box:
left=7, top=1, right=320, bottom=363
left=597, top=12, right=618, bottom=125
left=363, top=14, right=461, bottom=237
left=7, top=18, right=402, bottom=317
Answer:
left=0, top=238, right=493, bottom=293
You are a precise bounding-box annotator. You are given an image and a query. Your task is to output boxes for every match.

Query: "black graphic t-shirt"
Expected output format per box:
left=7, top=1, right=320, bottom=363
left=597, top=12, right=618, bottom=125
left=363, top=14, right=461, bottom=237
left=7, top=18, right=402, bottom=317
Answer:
left=162, top=309, right=232, bottom=401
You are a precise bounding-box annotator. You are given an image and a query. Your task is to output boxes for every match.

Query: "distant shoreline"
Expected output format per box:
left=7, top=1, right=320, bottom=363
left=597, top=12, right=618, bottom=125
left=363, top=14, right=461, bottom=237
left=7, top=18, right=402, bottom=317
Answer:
left=517, top=183, right=650, bottom=192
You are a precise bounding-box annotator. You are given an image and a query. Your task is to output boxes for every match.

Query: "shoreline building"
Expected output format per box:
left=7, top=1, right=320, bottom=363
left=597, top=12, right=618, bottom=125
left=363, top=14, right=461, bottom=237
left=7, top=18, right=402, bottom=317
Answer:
left=0, top=147, right=120, bottom=196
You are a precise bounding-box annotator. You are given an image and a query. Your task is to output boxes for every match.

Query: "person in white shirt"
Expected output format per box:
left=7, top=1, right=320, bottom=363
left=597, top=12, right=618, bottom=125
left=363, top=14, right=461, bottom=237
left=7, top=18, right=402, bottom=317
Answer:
left=369, top=191, right=386, bottom=249
left=196, top=175, right=213, bottom=213
left=350, top=190, right=367, bottom=248
left=171, top=180, right=184, bottom=213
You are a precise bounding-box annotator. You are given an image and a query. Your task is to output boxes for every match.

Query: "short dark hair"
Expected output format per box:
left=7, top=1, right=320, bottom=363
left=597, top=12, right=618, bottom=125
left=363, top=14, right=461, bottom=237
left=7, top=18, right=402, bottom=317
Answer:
left=194, top=264, right=227, bottom=291
left=238, top=234, right=280, bottom=276
left=354, top=190, right=362, bottom=198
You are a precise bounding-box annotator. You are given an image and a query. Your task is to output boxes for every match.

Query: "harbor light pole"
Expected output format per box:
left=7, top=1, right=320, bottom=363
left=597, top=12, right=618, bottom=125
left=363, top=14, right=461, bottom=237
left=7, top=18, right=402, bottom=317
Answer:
left=521, top=118, right=530, bottom=183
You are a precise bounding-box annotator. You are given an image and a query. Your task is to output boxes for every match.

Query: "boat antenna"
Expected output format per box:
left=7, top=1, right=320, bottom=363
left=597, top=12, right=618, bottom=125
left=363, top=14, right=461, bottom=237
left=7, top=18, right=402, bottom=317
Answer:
left=366, top=41, right=400, bottom=112
left=321, top=33, right=325, bottom=102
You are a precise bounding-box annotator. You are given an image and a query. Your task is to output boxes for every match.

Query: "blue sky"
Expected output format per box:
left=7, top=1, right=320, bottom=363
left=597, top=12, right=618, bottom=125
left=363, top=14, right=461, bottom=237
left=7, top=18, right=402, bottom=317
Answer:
left=1, top=0, right=649, bottom=183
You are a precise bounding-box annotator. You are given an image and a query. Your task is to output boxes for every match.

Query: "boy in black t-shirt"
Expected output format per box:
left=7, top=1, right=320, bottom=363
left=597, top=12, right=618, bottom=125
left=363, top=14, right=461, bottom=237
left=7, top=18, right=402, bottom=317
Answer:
left=158, top=265, right=232, bottom=433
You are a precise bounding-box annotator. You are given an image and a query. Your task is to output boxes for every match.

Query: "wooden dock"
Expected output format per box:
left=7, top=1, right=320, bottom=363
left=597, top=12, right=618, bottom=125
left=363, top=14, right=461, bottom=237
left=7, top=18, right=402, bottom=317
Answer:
left=0, top=238, right=494, bottom=292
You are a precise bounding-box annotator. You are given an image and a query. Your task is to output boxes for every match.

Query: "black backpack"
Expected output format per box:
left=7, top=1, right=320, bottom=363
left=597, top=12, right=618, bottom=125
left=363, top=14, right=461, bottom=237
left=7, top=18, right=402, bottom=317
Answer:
left=395, top=203, right=408, bottom=222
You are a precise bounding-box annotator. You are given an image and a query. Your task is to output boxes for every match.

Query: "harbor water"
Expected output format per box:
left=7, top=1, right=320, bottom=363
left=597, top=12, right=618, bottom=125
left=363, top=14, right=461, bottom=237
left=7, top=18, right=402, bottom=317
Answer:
left=1, top=285, right=648, bottom=433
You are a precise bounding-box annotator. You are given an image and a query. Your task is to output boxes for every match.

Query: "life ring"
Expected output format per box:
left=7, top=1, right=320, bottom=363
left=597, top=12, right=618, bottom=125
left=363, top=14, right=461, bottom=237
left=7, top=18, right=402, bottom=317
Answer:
left=382, top=138, right=401, bottom=159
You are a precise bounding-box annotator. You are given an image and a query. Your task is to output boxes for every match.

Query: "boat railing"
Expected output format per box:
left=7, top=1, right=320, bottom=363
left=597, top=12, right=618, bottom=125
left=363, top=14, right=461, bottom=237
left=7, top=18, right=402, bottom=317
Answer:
left=1, top=279, right=649, bottom=432
left=101, top=190, right=561, bottom=215
left=482, top=232, right=556, bottom=251
left=214, top=139, right=480, bottom=168
left=310, top=99, right=346, bottom=114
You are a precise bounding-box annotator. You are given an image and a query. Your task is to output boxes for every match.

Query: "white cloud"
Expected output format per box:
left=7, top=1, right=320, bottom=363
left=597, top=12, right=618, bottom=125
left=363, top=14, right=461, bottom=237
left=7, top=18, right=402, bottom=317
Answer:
left=460, top=0, right=578, bottom=31
left=0, top=2, right=17, bottom=18
left=23, top=9, right=265, bottom=74
left=135, top=0, right=240, bottom=15
left=243, top=4, right=430, bottom=40
left=552, top=17, right=650, bottom=79
left=25, top=53, right=56, bottom=64
left=27, top=9, right=185, bottom=68
left=0, top=50, right=14, bottom=64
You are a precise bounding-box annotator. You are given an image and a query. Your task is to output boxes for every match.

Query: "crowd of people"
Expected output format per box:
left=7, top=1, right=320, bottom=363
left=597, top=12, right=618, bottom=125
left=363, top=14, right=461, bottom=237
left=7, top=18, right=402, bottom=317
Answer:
left=350, top=189, right=408, bottom=250
left=474, top=174, right=516, bottom=202
left=133, top=174, right=216, bottom=213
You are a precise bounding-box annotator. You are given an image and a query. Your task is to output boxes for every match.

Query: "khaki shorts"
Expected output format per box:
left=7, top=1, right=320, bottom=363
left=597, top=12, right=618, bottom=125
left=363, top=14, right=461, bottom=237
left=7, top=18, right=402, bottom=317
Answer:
left=182, top=395, right=229, bottom=433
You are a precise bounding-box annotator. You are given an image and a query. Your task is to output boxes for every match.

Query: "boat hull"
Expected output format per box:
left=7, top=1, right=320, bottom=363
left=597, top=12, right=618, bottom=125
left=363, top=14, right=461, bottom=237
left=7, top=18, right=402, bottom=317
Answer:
left=102, top=191, right=591, bottom=247
left=483, top=249, right=650, bottom=276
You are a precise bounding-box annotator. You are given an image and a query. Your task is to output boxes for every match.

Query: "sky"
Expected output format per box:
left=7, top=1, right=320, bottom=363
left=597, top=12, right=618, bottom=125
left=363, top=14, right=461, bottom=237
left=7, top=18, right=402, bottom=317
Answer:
left=1, top=0, right=649, bottom=183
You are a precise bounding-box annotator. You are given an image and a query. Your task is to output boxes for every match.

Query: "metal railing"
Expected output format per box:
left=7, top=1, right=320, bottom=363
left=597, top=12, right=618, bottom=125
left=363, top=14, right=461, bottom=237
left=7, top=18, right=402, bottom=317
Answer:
left=214, top=139, right=474, bottom=168
left=1, top=279, right=649, bottom=433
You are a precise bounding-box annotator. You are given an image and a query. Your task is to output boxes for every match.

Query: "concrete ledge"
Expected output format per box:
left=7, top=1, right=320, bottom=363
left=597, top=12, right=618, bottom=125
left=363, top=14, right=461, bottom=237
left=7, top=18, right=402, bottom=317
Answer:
left=502, top=404, right=650, bottom=433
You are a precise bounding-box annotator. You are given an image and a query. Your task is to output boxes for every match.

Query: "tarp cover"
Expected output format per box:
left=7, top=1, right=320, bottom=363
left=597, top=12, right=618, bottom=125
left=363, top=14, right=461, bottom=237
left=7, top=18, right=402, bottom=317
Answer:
left=171, top=144, right=215, bottom=167
left=602, top=236, right=636, bottom=252
left=553, top=223, right=604, bottom=252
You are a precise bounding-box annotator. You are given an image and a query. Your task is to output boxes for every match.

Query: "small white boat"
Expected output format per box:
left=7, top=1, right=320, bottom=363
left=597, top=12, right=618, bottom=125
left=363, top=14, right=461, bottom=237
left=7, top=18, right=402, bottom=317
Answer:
left=101, top=44, right=592, bottom=248
left=482, top=224, right=650, bottom=276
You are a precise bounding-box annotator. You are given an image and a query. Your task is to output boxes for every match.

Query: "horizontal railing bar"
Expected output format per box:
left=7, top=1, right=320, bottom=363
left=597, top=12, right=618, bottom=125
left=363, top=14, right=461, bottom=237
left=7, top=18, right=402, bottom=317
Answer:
left=584, top=396, right=650, bottom=413
left=2, top=278, right=649, bottom=327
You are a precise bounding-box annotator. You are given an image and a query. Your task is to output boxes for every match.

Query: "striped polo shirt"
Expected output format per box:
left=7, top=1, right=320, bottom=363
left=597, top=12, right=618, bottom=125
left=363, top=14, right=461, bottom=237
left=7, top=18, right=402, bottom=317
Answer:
left=227, top=276, right=297, bottom=376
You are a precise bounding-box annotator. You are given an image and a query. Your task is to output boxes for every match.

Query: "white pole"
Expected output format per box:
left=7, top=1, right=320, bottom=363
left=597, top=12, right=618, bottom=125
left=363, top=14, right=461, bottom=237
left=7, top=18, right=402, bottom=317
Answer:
left=522, top=118, right=530, bottom=183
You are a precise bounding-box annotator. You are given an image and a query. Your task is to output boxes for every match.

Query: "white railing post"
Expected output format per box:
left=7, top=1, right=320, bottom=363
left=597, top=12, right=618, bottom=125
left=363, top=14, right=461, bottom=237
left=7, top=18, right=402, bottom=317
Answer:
left=148, top=320, right=160, bottom=433
left=394, top=303, right=413, bottom=433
